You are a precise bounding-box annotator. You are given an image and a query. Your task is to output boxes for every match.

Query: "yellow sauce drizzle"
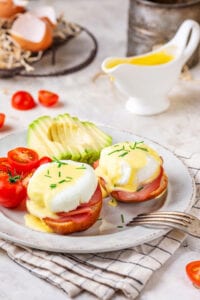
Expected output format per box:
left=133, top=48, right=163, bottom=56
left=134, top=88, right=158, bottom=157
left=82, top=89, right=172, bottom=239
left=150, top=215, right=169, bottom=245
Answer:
left=106, top=51, right=174, bottom=69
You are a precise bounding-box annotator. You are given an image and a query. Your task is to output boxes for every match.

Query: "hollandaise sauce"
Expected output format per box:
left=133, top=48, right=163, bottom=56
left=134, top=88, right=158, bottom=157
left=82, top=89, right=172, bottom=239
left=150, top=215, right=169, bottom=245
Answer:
left=25, top=214, right=53, bottom=233
left=25, top=160, right=97, bottom=233
left=95, top=142, right=162, bottom=193
left=106, top=51, right=174, bottom=69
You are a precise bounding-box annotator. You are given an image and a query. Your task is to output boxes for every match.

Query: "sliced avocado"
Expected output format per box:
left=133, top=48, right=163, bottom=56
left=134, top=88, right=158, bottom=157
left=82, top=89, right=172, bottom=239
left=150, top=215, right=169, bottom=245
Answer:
left=55, top=114, right=81, bottom=161
left=28, top=116, right=65, bottom=159
left=27, top=113, right=112, bottom=164
left=57, top=114, right=94, bottom=163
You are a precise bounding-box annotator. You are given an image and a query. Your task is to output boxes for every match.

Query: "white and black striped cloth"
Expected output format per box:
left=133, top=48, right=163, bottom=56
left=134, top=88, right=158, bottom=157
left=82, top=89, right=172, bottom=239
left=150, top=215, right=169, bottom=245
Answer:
left=0, top=155, right=200, bottom=300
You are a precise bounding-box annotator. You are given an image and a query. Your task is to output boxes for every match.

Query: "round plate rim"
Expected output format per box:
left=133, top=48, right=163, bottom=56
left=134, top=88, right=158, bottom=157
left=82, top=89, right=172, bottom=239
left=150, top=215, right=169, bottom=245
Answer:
left=0, top=127, right=196, bottom=253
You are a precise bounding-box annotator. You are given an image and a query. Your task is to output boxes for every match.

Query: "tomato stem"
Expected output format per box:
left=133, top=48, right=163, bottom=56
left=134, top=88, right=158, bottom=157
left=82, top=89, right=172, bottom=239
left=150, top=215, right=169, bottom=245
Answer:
left=8, top=173, right=21, bottom=183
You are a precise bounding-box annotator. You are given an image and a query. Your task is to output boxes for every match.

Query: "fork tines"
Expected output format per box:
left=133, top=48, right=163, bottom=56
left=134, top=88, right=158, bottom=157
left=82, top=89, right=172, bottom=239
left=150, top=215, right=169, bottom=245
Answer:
left=127, top=211, right=194, bottom=228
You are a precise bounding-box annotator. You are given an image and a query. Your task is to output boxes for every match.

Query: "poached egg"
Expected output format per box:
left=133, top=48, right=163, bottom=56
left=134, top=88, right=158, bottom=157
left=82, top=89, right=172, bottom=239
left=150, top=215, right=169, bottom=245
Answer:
left=25, top=160, right=98, bottom=232
left=95, top=141, right=162, bottom=193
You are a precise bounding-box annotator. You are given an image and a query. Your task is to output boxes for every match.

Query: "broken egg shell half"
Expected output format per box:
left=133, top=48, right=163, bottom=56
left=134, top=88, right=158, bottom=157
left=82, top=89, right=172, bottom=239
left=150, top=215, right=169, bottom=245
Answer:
left=31, top=6, right=57, bottom=28
left=11, top=12, right=53, bottom=52
left=0, top=0, right=25, bottom=19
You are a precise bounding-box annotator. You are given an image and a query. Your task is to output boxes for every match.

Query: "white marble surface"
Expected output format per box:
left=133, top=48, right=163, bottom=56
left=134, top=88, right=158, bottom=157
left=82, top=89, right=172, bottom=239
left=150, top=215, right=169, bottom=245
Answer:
left=0, top=0, right=200, bottom=299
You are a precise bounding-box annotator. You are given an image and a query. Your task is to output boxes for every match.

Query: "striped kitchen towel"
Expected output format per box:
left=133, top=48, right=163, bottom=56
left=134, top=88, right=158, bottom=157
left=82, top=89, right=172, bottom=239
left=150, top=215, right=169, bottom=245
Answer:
left=0, top=156, right=200, bottom=300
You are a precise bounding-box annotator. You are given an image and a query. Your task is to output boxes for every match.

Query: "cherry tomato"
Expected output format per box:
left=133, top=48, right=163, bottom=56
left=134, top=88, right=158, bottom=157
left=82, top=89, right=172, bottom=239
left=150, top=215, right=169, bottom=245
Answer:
left=0, top=166, right=10, bottom=177
left=11, top=91, right=36, bottom=110
left=38, top=90, right=59, bottom=107
left=0, top=165, right=15, bottom=177
left=7, top=147, right=39, bottom=174
left=38, top=156, right=52, bottom=166
left=0, top=158, right=12, bottom=169
left=186, top=261, right=200, bottom=288
left=0, top=158, right=15, bottom=176
left=0, top=113, right=5, bottom=128
left=0, top=174, right=27, bottom=208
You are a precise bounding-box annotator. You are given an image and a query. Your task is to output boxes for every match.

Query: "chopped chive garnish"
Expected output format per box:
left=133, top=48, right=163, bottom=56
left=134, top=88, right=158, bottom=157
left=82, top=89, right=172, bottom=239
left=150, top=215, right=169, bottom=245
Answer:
left=133, top=142, right=137, bottom=149
left=47, top=170, right=49, bottom=175
left=109, top=141, right=147, bottom=156
left=136, top=186, right=144, bottom=192
left=130, top=141, right=145, bottom=150
left=138, top=141, right=144, bottom=144
left=50, top=183, right=57, bottom=189
left=121, top=214, right=125, bottom=223
left=97, top=218, right=102, bottom=221
left=117, top=226, right=123, bottom=228
left=119, top=151, right=129, bottom=157
left=108, top=147, right=124, bottom=155
left=136, top=147, right=148, bottom=152
left=44, top=175, right=52, bottom=178
left=66, top=176, right=72, bottom=180
left=52, top=157, right=68, bottom=167
left=58, top=171, right=61, bottom=177
left=58, top=179, right=67, bottom=184
left=52, top=156, right=60, bottom=163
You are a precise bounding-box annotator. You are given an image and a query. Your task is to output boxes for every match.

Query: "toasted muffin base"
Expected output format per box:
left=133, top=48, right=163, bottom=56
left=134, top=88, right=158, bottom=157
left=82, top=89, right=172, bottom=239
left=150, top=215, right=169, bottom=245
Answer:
left=43, top=196, right=102, bottom=235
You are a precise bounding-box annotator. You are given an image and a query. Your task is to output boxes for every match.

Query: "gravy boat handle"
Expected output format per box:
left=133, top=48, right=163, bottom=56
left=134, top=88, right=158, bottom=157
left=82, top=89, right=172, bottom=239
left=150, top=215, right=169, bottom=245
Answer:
left=171, top=19, right=200, bottom=65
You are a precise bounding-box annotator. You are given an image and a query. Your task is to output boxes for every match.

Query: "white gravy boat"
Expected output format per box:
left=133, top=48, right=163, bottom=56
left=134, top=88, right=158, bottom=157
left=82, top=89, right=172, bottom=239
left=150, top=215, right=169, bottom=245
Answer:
left=102, top=20, right=200, bottom=116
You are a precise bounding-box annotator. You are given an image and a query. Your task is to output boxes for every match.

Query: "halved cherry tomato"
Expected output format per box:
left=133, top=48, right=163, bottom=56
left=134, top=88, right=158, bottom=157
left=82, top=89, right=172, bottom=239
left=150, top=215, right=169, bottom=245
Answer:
left=38, top=156, right=52, bottom=166
left=0, top=158, right=15, bottom=176
left=0, top=113, right=5, bottom=128
left=186, top=261, right=200, bottom=288
left=11, top=91, right=36, bottom=110
left=0, top=174, right=27, bottom=208
left=0, top=158, right=12, bottom=169
left=0, top=165, right=15, bottom=177
left=0, top=166, right=11, bottom=177
left=7, top=147, right=39, bottom=174
left=38, top=90, right=59, bottom=107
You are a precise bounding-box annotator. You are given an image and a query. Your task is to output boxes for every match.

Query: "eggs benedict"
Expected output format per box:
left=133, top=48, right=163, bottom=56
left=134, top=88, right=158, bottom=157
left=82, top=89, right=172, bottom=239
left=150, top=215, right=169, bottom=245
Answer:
left=25, top=159, right=102, bottom=234
left=94, top=141, right=168, bottom=202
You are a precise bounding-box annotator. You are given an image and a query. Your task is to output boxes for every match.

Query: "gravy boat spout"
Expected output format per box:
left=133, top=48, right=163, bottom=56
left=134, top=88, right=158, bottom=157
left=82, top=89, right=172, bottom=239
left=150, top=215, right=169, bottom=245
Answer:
left=102, top=20, right=200, bottom=116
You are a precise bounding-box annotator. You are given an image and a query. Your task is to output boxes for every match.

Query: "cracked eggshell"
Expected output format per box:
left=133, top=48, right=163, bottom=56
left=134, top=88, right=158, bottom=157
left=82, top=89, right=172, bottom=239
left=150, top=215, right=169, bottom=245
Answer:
left=0, top=0, right=25, bottom=18
left=11, top=12, right=53, bottom=52
left=13, top=0, right=28, bottom=6
left=31, top=6, right=57, bottom=28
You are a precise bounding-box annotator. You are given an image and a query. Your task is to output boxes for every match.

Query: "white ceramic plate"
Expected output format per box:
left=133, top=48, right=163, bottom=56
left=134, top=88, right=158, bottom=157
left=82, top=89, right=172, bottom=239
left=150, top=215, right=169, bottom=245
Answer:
left=0, top=127, right=196, bottom=253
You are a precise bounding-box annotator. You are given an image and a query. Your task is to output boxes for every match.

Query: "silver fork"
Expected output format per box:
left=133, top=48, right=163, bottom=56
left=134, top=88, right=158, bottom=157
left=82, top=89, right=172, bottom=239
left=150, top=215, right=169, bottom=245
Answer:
left=127, top=211, right=200, bottom=237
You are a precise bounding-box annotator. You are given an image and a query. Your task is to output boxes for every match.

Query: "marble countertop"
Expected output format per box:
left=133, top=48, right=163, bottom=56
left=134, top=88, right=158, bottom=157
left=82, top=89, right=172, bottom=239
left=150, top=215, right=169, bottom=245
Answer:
left=0, top=0, right=200, bottom=299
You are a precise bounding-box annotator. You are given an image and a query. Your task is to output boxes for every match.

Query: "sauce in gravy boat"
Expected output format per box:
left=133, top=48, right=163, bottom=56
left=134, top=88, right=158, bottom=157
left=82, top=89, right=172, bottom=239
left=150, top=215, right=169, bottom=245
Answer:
left=102, top=20, right=200, bottom=116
